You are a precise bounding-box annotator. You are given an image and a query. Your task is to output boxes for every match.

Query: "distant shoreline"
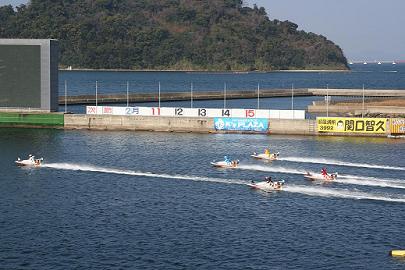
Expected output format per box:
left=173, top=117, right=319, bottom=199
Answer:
left=59, top=68, right=350, bottom=73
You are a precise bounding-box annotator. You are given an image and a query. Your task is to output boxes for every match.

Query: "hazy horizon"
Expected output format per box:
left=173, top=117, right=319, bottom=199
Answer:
left=1, top=0, right=404, bottom=61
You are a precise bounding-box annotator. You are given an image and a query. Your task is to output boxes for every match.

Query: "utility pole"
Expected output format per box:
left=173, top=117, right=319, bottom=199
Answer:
left=191, top=82, right=193, bottom=108
left=64, top=80, right=67, bottom=113
left=224, top=82, right=227, bottom=109
left=126, top=81, right=129, bottom=107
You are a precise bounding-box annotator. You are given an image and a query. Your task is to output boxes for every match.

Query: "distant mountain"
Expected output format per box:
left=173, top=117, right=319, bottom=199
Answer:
left=0, top=0, right=348, bottom=71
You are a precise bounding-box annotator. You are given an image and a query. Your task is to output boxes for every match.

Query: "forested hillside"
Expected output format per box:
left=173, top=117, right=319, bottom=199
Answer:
left=0, top=0, right=348, bottom=70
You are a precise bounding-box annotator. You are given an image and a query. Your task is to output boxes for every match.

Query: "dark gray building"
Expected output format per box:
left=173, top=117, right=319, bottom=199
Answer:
left=0, top=39, right=59, bottom=112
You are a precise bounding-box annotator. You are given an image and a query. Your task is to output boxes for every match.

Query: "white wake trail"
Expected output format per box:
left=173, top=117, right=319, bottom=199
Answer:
left=239, top=164, right=405, bottom=190
left=43, top=163, right=246, bottom=185
left=42, top=163, right=405, bottom=203
left=337, top=174, right=405, bottom=189
left=284, top=185, right=405, bottom=203
left=279, top=156, right=405, bottom=171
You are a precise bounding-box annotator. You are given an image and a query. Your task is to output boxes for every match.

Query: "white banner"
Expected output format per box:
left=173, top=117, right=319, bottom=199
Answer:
left=86, top=106, right=305, bottom=119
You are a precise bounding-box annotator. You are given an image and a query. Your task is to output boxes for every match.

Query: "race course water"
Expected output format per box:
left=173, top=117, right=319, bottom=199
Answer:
left=1, top=129, right=405, bottom=269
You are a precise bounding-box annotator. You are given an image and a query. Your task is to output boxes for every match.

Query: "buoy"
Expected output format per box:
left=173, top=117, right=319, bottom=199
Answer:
left=390, top=250, right=405, bottom=257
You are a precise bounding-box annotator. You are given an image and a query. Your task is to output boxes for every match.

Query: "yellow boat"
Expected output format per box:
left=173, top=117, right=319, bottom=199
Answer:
left=390, top=250, right=405, bottom=257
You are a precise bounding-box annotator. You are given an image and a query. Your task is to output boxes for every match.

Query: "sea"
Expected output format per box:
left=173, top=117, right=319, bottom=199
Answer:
left=1, top=63, right=405, bottom=270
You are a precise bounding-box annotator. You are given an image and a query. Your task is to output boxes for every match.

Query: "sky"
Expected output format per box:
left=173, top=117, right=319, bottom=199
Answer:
left=245, top=0, right=405, bottom=61
left=1, top=0, right=404, bottom=61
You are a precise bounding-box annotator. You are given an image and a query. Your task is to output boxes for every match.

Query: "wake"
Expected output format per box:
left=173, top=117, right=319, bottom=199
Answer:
left=279, top=156, right=405, bottom=171
left=43, top=163, right=246, bottom=185
left=337, top=174, right=405, bottom=189
left=284, top=185, right=405, bottom=203
left=41, top=163, right=405, bottom=203
left=238, top=164, right=405, bottom=189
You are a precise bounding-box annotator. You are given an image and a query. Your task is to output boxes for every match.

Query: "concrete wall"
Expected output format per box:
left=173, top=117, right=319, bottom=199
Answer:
left=65, top=114, right=214, bottom=133
left=309, top=88, right=405, bottom=97
left=269, top=119, right=316, bottom=135
left=308, top=104, right=405, bottom=115
left=65, top=114, right=317, bottom=135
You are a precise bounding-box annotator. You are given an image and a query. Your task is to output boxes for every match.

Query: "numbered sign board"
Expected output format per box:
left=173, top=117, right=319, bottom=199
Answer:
left=86, top=106, right=305, bottom=119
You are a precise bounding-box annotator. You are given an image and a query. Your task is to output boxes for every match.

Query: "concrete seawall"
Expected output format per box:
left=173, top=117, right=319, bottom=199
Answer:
left=64, top=114, right=214, bottom=133
left=64, top=114, right=318, bottom=135
left=60, top=89, right=310, bottom=105
left=309, top=89, right=405, bottom=97
left=308, top=104, right=405, bottom=115
left=0, top=112, right=395, bottom=137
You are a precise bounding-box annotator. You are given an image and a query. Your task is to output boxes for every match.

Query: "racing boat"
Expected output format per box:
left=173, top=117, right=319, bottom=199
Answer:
left=304, top=172, right=337, bottom=181
left=251, top=151, right=279, bottom=161
left=248, top=179, right=285, bottom=192
left=15, top=155, right=43, bottom=167
left=211, top=160, right=239, bottom=168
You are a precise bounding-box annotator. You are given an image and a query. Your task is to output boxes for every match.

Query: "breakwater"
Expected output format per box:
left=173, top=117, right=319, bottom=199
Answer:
left=59, top=89, right=310, bottom=105
left=59, top=88, right=405, bottom=105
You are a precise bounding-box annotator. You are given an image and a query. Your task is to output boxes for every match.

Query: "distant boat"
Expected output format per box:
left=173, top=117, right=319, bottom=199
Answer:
left=377, top=61, right=381, bottom=65
left=363, top=61, right=367, bottom=65
left=392, top=61, right=397, bottom=65
left=349, top=61, right=353, bottom=65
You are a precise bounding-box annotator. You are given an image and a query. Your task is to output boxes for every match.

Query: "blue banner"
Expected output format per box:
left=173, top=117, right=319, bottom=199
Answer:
left=214, top=118, right=268, bottom=132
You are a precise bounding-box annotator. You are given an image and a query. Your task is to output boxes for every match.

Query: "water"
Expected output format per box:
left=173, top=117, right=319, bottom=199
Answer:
left=59, top=63, right=405, bottom=114
left=1, top=129, right=405, bottom=269
left=59, top=63, right=405, bottom=96
left=2, top=64, right=405, bottom=269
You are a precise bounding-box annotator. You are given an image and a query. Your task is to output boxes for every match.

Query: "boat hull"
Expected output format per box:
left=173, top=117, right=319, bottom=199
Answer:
left=211, top=161, right=238, bottom=168
left=15, top=158, right=43, bottom=167
left=250, top=153, right=278, bottom=161
left=248, top=181, right=283, bottom=192
left=304, top=173, right=337, bottom=181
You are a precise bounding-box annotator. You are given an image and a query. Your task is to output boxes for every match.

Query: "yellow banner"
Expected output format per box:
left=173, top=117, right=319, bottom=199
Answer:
left=317, top=117, right=387, bottom=133
left=390, top=118, right=405, bottom=134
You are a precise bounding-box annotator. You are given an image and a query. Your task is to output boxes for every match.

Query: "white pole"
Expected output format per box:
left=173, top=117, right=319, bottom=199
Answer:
left=326, top=84, right=329, bottom=117
left=224, top=82, right=227, bottom=109
left=291, top=83, right=294, bottom=110
left=191, top=82, right=193, bottom=108
left=257, top=83, right=260, bottom=109
left=63, top=80, right=67, bottom=113
left=95, top=80, right=98, bottom=107
left=158, top=81, right=161, bottom=108
left=362, top=84, right=365, bottom=118
left=126, top=81, right=129, bottom=107
left=291, top=83, right=294, bottom=119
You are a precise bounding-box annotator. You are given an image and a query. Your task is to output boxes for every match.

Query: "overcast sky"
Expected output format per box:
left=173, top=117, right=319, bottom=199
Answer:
left=1, top=0, right=404, bottom=61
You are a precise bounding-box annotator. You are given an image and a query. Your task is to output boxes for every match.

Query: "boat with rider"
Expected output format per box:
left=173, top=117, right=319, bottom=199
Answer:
left=304, top=168, right=337, bottom=181
left=211, top=156, right=239, bottom=168
left=251, top=149, right=279, bottom=161
left=248, top=176, right=285, bottom=192
left=15, top=154, right=43, bottom=167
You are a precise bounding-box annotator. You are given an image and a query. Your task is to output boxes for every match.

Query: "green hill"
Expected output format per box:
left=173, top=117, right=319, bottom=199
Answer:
left=0, top=0, right=348, bottom=71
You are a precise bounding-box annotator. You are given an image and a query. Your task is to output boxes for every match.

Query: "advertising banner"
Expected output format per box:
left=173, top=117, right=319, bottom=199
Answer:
left=390, top=118, right=405, bottom=134
left=317, top=117, right=387, bottom=133
left=214, top=118, right=268, bottom=132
